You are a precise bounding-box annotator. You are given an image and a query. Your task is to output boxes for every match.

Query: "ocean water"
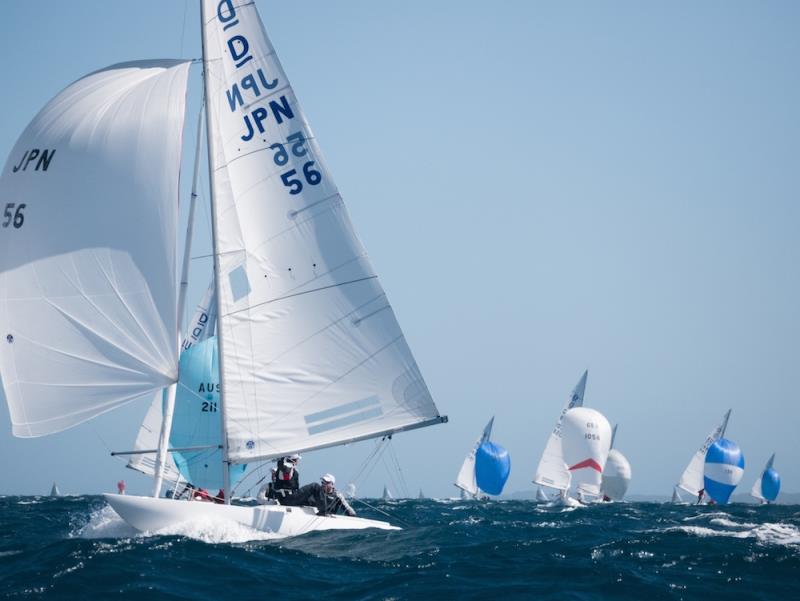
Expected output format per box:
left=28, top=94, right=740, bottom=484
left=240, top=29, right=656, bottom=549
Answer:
left=1, top=496, right=798, bottom=600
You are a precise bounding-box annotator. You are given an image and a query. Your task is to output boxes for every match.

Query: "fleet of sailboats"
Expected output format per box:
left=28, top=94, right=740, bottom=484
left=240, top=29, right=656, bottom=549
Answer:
left=0, top=2, right=788, bottom=537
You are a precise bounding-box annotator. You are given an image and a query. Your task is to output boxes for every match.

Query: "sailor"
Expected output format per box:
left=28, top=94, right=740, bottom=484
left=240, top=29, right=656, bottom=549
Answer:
left=271, top=454, right=301, bottom=499
left=282, top=473, right=356, bottom=516
left=117, top=480, right=126, bottom=495
left=696, top=488, right=705, bottom=505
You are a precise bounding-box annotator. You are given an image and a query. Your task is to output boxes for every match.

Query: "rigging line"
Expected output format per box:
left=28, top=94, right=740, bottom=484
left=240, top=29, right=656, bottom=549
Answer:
left=352, top=498, right=410, bottom=528
left=359, top=439, right=393, bottom=489
left=178, top=0, right=189, bottom=57
left=347, top=438, right=386, bottom=487
left=381, top=452, right=403, bottom=500
left=388, top=442, right=410, bottom=498
left=223, top=275, right=379, bottom=318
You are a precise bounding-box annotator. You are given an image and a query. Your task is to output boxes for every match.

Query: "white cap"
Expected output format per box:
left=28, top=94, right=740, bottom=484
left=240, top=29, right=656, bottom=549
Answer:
left=321, top=473, right=335, bottom=484
left=289, top=453, right=301, bottom=462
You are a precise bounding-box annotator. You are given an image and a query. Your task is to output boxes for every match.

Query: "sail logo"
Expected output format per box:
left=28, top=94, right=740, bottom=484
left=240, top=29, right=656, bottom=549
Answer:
left=12, top=149, right=56, bottom=173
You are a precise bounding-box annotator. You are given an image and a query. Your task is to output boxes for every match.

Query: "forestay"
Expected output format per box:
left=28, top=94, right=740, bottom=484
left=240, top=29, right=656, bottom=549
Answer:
left=0, top=60, right=191, bottom=437
left=533, top=370, right=587, bottom=491
left=455, top=417, right=494, bottom=497
left=677, top=409, right=731, bottom=497
left=201, top=0, right=444, bottom=463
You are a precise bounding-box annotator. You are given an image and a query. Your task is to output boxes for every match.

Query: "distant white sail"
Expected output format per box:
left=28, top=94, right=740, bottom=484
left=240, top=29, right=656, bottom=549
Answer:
left=382, top=485, right=393, bottom=500
left=0, top=60, right=191, bottom=437
left=50, top=482, right=60, bottom=497
left=560, top=407, right=612, bottom=497
left=455, top=417, right=494, bottom=497
left=418, top=489, right=425, bottom=499
left=536, top=487, right=549, bottom=502
left=677, top=409, right=731, bottom=497
left=601, top=449, right=632, bottom=501
left=533, top=371, right=587, bottom=491
left=201, top=0, right=444, bottom=464
left=671, top=486, right=682, bottom=504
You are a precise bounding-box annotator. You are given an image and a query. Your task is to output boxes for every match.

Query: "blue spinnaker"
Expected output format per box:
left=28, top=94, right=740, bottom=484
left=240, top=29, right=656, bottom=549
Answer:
left=475, top=441, right=510, bottom=495
left=761, top=468, right=780, bottom=502
left=703, top=438, right=744, bottom=504
left=168, top=336, right=246, bottom=490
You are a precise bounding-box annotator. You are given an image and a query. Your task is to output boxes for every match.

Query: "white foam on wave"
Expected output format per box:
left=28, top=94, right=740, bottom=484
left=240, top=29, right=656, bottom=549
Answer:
left=151, top=516, right=284, bottom=544
left=682, top=511, right=730, bottom=522
left=662, top=522, right=800, bottom=548
left=709, top=517, right=757, bottom=529
left=75, top=505, right=139, bottom=539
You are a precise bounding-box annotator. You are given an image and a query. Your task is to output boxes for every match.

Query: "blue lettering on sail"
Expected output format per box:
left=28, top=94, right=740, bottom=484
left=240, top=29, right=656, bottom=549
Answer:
left=240, top=96, right=295, bottom=141
left=226, top=69, right=279, bottom=112
left=12, top=148, right=56, bottom=173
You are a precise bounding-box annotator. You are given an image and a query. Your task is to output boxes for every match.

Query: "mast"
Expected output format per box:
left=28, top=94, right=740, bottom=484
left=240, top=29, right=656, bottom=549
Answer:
left=200, top=0, right=231, bottom=504
left=151, top=97, right=206, bottom=498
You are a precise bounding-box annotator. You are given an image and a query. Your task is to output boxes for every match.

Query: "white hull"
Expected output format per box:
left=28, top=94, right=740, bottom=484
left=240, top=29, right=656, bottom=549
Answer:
left=104, top=494, right=398, bottom=538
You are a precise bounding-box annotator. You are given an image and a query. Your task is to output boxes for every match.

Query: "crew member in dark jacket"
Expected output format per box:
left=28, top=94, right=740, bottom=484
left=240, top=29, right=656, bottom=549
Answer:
left=282, top=473, right=356, bottom=516
left=270, top=453, right=301, bottom=500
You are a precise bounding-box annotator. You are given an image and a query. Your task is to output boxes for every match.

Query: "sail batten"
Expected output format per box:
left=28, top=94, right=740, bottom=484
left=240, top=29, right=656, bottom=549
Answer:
left=202, top=0, right=444, bottom=462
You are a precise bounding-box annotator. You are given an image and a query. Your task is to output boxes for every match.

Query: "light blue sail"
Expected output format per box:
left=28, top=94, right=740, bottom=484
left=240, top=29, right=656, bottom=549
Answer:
left=475, top=441, right=511, bottom=496
left=761, top=467, right=781, bottom=502
left=168, top=336, right=246, bottom=490
left=703, top=438, right=744, bottom=504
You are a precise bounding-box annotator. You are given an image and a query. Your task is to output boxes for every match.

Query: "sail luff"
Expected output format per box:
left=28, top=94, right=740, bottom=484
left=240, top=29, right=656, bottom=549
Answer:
left=200, top=0, right=232, bottom=504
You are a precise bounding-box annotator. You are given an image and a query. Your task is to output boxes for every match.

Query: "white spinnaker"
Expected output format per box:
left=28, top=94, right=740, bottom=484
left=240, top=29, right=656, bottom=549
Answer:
left=601, top=449, right=631, bottom=501
left=0, top=60, right=191, bottom=437
left=677, top=409, right=731, bottom=497
left=561, top=407, right=612, bottom=497
left=750, top=453, right=775, bottom=501
left=533, top=371, right=588, bottom=491
left=126, top=390, right=182, bottom=481
left=455, top=417, right=494, bottom=496
left=201, top=1, right=444, bottom=463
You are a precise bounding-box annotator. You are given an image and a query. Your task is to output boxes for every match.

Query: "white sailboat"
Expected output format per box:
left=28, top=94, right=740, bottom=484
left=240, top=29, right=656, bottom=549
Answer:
left=559, top=407, right=612, bottom=503
left=532, top=371, right=588, bottom=501
left=382, top=486, right=394, bottom=501
left=600, top=424, right=632, bottom=502
left=454, top=417, right=494, bottom=499
left=535, top=487, right=549, bottom=503
left=0, top=1, right=446, bottom=537
left=50, top=482, right=61, bottom=497
left=675, top=409, right=731, bottom=502
left=670, top=486, right=685, bottom=505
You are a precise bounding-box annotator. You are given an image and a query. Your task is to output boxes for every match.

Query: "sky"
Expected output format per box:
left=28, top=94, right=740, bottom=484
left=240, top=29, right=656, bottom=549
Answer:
left=0, top=1, right=798, bottom=499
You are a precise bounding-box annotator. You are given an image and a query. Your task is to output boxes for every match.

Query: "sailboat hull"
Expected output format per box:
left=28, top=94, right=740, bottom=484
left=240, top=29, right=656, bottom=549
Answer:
left=104, top=494, right=399, bottom=538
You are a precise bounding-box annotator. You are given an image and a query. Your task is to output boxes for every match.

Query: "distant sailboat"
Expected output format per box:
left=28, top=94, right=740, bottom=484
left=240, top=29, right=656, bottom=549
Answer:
left=455, top=417, right=511, bottom=499
left=382, top=485, right=394, bottom=501
left=703, top=438, right=744, bottom=504
left=600, top=424, right=632, bottom=502
left=750, top=454, right=780, bottom=505
left=671, top=486, right=685, bottom=504
left=535, top=487, right=549, bottom=503
left=418, top=489, right=425, bottom=499
left=50, top=482, right=61, bottom=497
left=533, top=371, right=587, bottom=498
left=675, top=410, right=731, bottom=502
left=560, top=407, right=612, bottom=503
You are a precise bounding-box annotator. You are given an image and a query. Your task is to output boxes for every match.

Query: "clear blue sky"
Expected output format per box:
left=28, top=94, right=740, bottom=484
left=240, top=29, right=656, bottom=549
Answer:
left=0, top=1, right=798, bottom=498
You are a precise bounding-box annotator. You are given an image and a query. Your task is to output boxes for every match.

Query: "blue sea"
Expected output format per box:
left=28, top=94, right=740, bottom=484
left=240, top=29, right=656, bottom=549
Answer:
left=1, top=496, right=798, bottom=600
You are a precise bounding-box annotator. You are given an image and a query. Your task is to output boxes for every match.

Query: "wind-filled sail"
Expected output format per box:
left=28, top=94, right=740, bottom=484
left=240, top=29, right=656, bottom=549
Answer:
left=703, top=438, right=744, bottom=504
left=201, top=1, right=444, bottom=463
left=533, top=371, right=588, bottom=491
left=0, top=60, right=191, bottom=437
left=475, top=441, right=511, bottom=496
left=600, top=449, right=631, bottom=501
left=750, top=453, right=780, bottom=503
left=455, top=417, right=494, bottom=496
left=169, top=336, right=246, bottom=489
left=560, top=407, right=612, bottom=497
left=677, top=409, right=731, bottom=497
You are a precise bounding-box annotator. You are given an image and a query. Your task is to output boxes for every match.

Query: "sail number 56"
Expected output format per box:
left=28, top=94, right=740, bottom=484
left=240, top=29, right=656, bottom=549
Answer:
left=2, top=203, right=26, bottom=229
left=270, top=132, right=322, bottom=195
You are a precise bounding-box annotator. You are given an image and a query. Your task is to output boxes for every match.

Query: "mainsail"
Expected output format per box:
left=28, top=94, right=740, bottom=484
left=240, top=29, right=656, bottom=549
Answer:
left=0, top=60, right=191, bottom=437
left=455, top=417, right=494, bottom=497
left=677, top=409, right=731, bottom=497
left=533, top=370, right=588, bottom=491
left=126, top=390, right=181, bottom=482
left=201, top=0, right=445, bottom=465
